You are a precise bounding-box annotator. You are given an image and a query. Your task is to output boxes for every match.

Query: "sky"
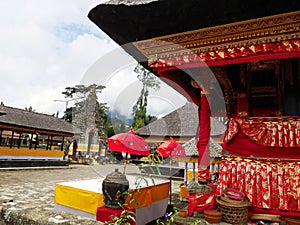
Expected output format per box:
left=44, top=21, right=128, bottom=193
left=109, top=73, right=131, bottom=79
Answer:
left=0, top=0, right=187, bottom=119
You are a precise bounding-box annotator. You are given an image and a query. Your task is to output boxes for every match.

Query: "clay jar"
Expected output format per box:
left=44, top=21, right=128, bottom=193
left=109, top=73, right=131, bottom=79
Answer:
left=204, top=210, right=222, bottom=224
left=179, top=209, right=187, bottom=218
left=102, top=168, right=129, bottom=208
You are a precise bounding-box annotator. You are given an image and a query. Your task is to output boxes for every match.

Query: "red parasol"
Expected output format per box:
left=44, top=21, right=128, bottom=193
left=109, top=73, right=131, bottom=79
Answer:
left=156, top=137, right=185, bottom=206
left=107, top=128, right=150, bottom=156
left=157, top=137, right=185, bottom=158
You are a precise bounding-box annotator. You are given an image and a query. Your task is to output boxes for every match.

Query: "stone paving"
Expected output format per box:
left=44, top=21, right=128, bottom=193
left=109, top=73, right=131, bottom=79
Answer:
left=0, top=164, right=140, bottom=210
left=0, top=163, right=185, bottom=225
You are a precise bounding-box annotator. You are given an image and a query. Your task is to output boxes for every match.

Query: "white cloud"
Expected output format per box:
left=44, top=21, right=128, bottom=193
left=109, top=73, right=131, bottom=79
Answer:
left=0, top=0, right=114, bottom=114
left=0, top=0, right=186, bottom=119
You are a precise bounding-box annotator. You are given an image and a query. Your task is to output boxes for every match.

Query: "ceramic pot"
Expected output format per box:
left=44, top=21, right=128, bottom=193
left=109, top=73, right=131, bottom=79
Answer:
left=204, top=210, right=222, bottom=224
left=179, top=209, right=187, bottom=218
left=102, top=168, right=129, bottom=208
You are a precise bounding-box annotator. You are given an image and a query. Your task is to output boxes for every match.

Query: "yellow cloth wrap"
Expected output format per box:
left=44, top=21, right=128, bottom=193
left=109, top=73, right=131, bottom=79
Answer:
left=187, top=169, right=198, bottom=180
left=0, top=147, right=64, bottom=157
left=55, top=178, right=170, bottom=214
left=55, top=183, right=104, bottom=214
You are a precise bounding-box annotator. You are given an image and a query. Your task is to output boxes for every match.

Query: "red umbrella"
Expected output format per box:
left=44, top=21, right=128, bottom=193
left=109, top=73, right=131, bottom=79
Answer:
left=157, top=137, right=185, bottom=158
left=156, top=137, right=185, bottom=205
left=107, top=128, right=150, bottom=156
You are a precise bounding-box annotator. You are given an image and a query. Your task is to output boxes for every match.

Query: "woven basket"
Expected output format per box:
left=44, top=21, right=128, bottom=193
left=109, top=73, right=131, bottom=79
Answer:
left=286, top=218, right=300, bottom=225
left=251, top=214, right=281, bottom=222
left=216, top=197, right=249, bottom=225
left=187, top=182, right=212, bottom=194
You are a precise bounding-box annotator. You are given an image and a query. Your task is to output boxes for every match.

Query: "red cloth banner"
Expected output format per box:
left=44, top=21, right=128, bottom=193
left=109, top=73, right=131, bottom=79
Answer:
left=217, top=156, right=300, bottom=212
left=196, top=94, right=211, bottom=182
left=96, top=206, right=135, bottom=224
left=224, top=117, right=300, bottom=148
left=188, top=192, right=215, bottom=216
left=150, top=39, right=300, bottom=69
left=222, top=116, right=300, bottom=159
left=197, top=95, right=211, bottom=165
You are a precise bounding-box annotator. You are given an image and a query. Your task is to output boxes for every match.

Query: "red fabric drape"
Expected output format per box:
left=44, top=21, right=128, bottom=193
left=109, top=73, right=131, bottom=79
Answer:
left=222, top=132, right=300, bottom=159
left=222, top=116, right=300, bottom=158
left=217, top=156, right=300, bottom=213
left=224, top=117, right=300, bottom=148
left=96, top=206, right=135, bottom=224
left=188, top=192, right=215, bottom=216
left=196, top=94, right=211, bottom=181
left=197, top=95, right=211, bottom=166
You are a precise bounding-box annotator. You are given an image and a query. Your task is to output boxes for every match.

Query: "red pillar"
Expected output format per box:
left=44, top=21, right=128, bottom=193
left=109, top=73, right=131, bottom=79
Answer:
left=197, top=93, right=211, bottom=183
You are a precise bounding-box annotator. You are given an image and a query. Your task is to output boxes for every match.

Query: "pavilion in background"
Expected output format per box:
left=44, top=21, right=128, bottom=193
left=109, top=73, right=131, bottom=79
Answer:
left=135, top=102, right=226, bottom=145
left=0, top=103, right=76, bottom=167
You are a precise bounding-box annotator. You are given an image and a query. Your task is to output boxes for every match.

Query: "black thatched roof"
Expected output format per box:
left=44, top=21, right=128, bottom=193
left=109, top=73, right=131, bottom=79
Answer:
left=88, top=1, right=300, bottom=113
left=88, top=0, right=300, bottom=46
left=0, top=104, right=75, bottom=136
left=135, top=102, right=226, bottom=138
left=182, top=137, right=222, bottom=158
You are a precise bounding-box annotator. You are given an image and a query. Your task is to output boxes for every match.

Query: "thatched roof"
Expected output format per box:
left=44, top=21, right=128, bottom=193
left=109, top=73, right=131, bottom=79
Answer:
left=136, top=102, right=226, bottom=138
left=89, top=0, right=300, bottom=46
left=89, top=1, right=300, bottom=116
left=0, top=104, right=75, bottom=136
left=103, top=0, right=157, bottom=5
left=182, top=137, right=222, bottom=158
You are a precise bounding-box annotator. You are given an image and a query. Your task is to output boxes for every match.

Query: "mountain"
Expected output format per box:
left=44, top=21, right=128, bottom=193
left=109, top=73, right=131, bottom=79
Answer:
left=108, top=110, right=132, bottom=125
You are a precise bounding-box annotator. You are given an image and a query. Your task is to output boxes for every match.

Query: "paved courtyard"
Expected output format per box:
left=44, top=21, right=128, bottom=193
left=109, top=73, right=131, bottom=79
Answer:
left=0, top=163, right=185, bottom=224
left=0, top=164, right=140, bottom=210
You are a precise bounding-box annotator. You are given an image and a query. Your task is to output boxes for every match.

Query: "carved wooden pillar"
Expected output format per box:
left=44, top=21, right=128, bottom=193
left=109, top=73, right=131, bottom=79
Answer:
left=212, top=66, right=237, bottom=116
left=246, top=60, right=282, bottom=116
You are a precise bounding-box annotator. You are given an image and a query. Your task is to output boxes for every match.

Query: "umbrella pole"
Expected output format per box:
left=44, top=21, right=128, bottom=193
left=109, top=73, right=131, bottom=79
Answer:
left=123, top=152, right=128, bottom=174
left=169, top=156, right=172, bottom=205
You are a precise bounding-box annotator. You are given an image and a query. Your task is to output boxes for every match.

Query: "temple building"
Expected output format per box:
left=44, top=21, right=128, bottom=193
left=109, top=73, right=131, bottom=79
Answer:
left=89, top=0, right=300, bottom=219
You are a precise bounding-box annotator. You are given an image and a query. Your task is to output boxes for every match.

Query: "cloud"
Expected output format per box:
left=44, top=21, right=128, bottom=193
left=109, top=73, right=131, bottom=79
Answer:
left=0, top=0, right=115, bottom=114
left=82, top=47, right=187, bottom=119
left=0, top=0, right=187, bottom=119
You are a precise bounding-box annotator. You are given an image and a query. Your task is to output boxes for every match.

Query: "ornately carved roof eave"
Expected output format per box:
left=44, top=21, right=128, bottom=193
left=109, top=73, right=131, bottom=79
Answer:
left=132, top=11, right=300, bottom=66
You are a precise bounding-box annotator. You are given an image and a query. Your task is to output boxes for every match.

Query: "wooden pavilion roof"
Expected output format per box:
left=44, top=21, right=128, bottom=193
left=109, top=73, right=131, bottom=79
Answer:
left=182, top=137, right=222, bottom=158
left=135, top=102, right=226, bottom=139
left=0, top=104, right=76, bottom=136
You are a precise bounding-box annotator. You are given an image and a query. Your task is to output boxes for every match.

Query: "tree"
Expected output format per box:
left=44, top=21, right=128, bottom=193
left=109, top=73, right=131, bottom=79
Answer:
left=25, top=106, right=35, bottom=112
left=64, top=107, right=73, bottom=122
left=131, top=64, right=160, bottom=130
left=62, top=84, right=109, bottom=143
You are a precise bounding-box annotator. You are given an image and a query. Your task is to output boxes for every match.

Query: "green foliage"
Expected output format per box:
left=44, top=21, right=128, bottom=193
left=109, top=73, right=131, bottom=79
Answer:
left=105, top=153, right=178, bottom=225
left=105, top=154, right=210, bottom=224
left=62, top=84, right=105, bottom=98
left=134, top=64, right=160, bottom=91
left=104, top=174, right=149, bottom=225
left=61, top=84, right=110, bottom=140
left=105, top=207, right=135, bottom=225
left=131, top=63, right=160, bottom=130
left=64, top=107, right=73, bottom=122
left=191, top=220, right=209, bottom=225
left=156, top=209, right=178, bottom=225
